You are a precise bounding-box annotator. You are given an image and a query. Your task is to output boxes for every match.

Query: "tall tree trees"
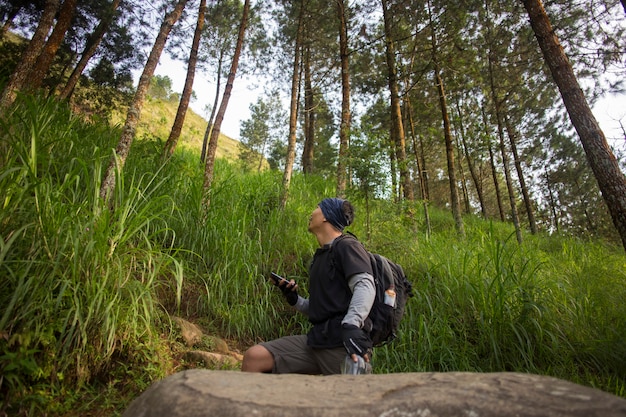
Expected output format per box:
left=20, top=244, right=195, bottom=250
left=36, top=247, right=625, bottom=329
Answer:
left=163, top=0, right=206, bottom=158
left=381, top=0, right=413, bottom=202
left=198, top=0, right=252, bottom=164
left=198, top=0, right=271, bottom=164
left=59, top=0, right=121, bottom=100
left=480, top=0, right=550, bottom=236
left=2, top=0, right=624, bottom=244
left=284, top=0, right=336, bottom=178
left=484, top=1, right=522, bottom=243
left=27, top=0, right=77, bottom=90
left=0, top=0, right=59, bottom=110
left=455, top=98, right=488, bottom=218
left=522, top=0, right=626, bottom=250
left=427, top=0, right=465, bottom=237
left=279, top=0, right=304, bottom=209
left=238, top=92, right=285, bottom=171
left=202, top=0, right=250, bottom=210
left=505, top=116, right=538, bottom=234
left=99, top=0, right=188, bottom=203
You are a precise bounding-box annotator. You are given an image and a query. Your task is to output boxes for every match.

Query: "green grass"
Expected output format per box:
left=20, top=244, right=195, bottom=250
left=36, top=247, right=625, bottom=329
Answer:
left=0, top=95, right=625, bottom=415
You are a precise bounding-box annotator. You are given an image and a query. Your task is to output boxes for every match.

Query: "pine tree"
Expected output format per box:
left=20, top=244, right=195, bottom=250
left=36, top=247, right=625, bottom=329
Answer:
left=99, top=0, right=188, bottom=204
left=523, top=0, right=626, bottom=250
left=0, top=0, right=59, bottom=110
left=202, top=0, right=250, bottom=210
left=163, top=0, right=207, bottom=158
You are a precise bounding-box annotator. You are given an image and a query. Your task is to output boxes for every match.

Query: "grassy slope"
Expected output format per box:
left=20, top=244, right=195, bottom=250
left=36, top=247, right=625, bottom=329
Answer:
left=112, top=96, right=241, bottom=160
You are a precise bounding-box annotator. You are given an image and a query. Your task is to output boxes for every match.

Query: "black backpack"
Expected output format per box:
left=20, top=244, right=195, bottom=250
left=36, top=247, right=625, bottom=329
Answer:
left=336, top=233, right=414, bottom=347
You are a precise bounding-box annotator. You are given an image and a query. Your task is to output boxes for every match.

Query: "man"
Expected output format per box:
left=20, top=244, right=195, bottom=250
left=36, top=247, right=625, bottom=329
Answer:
left=241, top=198, right=376, bottom=374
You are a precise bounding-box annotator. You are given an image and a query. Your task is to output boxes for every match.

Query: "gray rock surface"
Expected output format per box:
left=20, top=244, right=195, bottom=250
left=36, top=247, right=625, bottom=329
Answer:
left=122, top=369, right=626, bottom=417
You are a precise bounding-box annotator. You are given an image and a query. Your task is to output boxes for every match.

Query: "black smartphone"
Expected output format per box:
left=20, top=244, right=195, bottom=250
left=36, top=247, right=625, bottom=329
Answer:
left=270, top=272, right=290, bottom=285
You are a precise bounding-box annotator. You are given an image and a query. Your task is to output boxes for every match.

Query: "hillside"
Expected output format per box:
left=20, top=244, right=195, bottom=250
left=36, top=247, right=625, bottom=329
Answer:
left=114, top=96, right=242, bottom=161
left=0, top=32, right=242, bottom=162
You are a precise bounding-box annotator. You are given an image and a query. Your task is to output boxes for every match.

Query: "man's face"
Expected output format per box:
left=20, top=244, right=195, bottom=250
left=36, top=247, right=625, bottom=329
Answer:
left=308, top=206, right=325, bottom=233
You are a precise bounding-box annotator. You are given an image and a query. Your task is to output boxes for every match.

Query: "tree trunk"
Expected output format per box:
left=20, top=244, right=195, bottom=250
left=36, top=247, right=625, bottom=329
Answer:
left=496, top=112, right=523, bottom=243
left=429, top=1, right=465, bottom=237
left=0, top=0, right=59, bottom=110
left=164, top=0, right=207, bottom=159
left=523, top=0, right=626, bottom=250
left=202, top=0, right=250, bottom=210
left=457, top=103, right=487, bottom=218
left=280, top=0, right=304, bottom=209
left=488, top=139, right=505, bottom=221
left=462, top=133, right=487, bottom=218
left=99, top=0, right=188, bottom=203
left=505, top=114, right=538, bottom=234
left=335, top=0, right=350, bottom=198
left=382, top=0, right=413, bottom=202
left=482, top=106, right=505, bottom=221
left=406, top=100, right=422, bottom=199
left=200, top=51, right=223, bottom=164
left=489, top=74, right=523, bottom=243
left=59, top=0, right=121, bottom=100
left=28, top=0, right=78, bottom=91
left=436, top=67, right=465, bottom=237
left=406, top=100, right=431, bottom=236
left=386, top=138, right=398, bottom=202
left=409, top=96, right=432, bottom=236
left=418, top=132, right=430, bottom=202
left=301, top=42, right=315, bottom=175
left=486, top=3, right=522, bottom=243
left=543, top=168, right=560, bottom=232
left=574, top=178, right=597, bottom=233
left=455, top=134, right=471, bottom=214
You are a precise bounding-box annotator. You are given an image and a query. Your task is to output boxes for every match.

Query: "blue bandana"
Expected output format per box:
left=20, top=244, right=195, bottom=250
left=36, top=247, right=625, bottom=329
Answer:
left=319, top=198, right=348, bottom=231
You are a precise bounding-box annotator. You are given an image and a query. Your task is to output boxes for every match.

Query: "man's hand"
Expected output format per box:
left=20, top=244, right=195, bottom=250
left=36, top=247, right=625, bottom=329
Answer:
left=272, top=275, right=298, bottom=306
left=342, top=324, right=372, bottom=362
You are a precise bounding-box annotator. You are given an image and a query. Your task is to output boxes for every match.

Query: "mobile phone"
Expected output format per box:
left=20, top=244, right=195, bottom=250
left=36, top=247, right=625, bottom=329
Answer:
left=270, top=272, right=289, bottom=285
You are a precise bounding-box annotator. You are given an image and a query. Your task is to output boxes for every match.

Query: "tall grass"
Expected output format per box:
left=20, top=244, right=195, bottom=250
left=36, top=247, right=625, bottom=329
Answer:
left=1, top=96, right=625, bottom=415
left=0, top=96, right=183, bottom=415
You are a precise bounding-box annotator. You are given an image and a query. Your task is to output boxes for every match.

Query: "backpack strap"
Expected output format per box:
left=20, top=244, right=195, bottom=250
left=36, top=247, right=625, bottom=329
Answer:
left=328, top=233, right=353, bottom=280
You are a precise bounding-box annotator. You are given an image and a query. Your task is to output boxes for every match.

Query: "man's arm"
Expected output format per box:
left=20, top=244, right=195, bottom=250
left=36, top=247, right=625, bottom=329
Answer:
left=293, top=296, right=309, bottom=316
left=342, top=272, right=375, bottom=328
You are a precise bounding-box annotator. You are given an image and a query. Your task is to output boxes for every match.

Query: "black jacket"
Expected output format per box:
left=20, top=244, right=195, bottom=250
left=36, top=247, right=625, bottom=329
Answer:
left=307, top=235, right=372, bottom=348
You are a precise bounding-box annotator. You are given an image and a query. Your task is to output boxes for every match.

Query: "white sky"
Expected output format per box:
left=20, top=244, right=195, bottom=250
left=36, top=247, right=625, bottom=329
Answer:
left=154, top=55, right=256, bottom=140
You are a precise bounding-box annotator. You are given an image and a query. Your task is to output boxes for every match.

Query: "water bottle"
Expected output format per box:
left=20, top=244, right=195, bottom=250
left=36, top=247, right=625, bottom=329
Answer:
left=341, top=354, right=372, bottom=375
left=384, top=288, right=396, bottom=307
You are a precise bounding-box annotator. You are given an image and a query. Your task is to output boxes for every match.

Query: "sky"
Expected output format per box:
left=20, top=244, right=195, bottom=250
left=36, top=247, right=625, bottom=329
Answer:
left=154, top=55, right=626, bottom=152
left=154, top=55, right=256, bottom=140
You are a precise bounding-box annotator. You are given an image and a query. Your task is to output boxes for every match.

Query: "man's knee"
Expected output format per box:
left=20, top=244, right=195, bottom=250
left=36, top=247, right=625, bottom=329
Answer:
left=242, top=344, right=274, bottom=372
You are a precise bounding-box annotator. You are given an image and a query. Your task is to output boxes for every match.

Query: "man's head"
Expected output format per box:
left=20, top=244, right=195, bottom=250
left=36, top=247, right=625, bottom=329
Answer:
left=311, top=198, right=354, bottom=232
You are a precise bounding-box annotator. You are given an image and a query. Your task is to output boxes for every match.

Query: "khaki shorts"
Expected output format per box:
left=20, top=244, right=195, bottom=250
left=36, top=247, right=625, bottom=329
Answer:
left=261, top=334, right=346, bottom=375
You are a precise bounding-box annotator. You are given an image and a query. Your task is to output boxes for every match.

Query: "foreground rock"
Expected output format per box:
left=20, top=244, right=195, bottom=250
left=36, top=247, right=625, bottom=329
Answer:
left=122, top=369, right=626, bottom=417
